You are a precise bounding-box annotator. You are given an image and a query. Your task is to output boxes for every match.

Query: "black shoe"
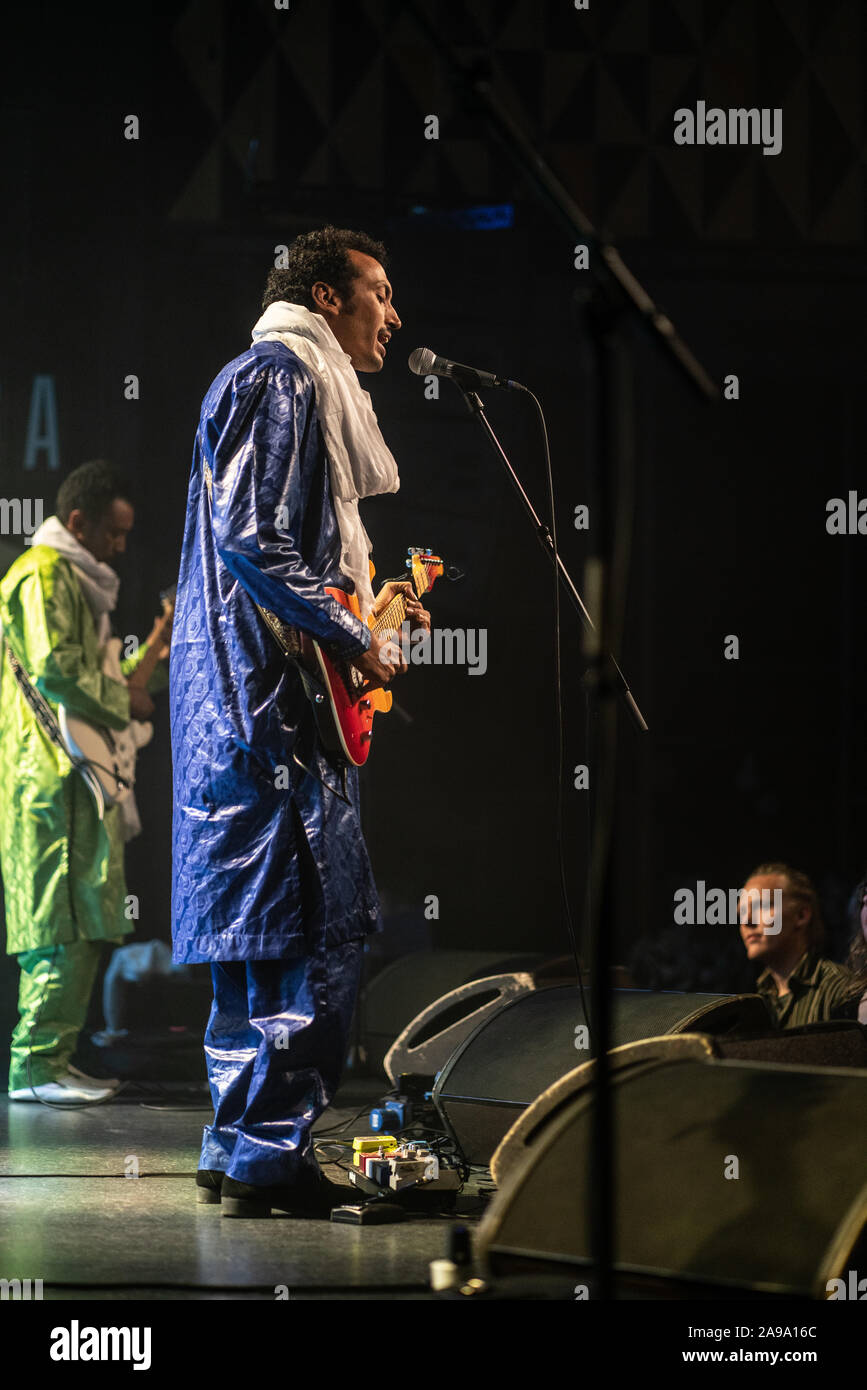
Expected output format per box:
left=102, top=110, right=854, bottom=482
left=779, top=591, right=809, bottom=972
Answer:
left=196, top=1169, right=226, bottom=1205
left=220, top=1173, right=353, bottom=1219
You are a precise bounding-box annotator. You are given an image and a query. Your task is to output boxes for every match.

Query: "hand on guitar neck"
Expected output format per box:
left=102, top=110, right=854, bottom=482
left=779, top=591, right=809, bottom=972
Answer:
left=372, top=580, right=431, bottom=636
left=126, top=591, right=175, bottom=716
left=143, top=609, right=173, bottom=663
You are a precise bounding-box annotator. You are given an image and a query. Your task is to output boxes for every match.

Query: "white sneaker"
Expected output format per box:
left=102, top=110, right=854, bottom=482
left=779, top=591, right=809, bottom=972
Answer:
left=67, top=1063, right=121, bottom=1089
left=8, top=1073, right=117, bottom=1103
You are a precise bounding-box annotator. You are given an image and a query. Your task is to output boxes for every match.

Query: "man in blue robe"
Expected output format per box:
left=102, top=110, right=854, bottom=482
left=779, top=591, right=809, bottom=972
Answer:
left=170, top=227, right=426, bottom=1217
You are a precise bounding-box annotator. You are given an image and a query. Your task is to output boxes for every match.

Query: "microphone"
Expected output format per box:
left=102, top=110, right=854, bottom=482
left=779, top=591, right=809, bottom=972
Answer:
left=408, top=347, right=525, bottom=393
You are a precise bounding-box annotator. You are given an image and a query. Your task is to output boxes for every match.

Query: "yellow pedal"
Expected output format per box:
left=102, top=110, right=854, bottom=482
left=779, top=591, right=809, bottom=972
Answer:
left=352, top=1135, right=398, bottom=1162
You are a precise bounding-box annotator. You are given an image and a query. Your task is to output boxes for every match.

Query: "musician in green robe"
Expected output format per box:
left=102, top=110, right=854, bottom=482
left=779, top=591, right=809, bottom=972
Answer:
left=0, top=461, right=169, bottom=1102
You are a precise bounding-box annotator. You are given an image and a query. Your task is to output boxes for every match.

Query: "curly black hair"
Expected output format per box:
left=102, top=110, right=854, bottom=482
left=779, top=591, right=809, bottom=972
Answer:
left=56, top=460, right=131, bottom=524
left=262, top=226, right=388, bottom=313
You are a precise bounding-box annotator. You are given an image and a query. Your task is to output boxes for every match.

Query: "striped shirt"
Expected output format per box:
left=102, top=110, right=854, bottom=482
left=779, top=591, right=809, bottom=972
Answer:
left=756, top=951, right=862, bottom=1029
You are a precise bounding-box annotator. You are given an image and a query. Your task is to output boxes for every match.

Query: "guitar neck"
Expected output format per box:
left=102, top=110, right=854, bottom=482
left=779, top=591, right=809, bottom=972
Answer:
left=126, top=639, right=164, bottom=691
left=369, top=565, right=434, bottom=639
left=128, top=593, right=174, bottom=691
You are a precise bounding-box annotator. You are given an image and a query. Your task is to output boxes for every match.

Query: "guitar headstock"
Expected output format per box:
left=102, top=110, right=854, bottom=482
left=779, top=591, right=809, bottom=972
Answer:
left=406, top=547, right=444, bottom=597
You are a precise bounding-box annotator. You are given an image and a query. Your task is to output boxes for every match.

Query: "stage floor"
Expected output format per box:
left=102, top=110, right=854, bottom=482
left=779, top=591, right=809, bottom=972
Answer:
left=0, top=1074, right=483, bottom=1300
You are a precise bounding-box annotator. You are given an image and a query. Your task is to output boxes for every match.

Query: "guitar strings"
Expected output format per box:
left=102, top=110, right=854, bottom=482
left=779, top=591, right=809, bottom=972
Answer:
left=369, top=563, right=434, bottom=640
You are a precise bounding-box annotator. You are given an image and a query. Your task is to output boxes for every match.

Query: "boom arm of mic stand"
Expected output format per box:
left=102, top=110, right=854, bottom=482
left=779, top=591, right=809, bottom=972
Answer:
left=458, top=386, right=648, bottom=733
left=404, top=0, right=717, bottom=403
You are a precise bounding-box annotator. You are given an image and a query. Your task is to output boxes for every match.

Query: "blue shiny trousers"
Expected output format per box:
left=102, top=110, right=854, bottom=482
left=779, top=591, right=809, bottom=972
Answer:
left=199, top=939, right=364, bottom=1187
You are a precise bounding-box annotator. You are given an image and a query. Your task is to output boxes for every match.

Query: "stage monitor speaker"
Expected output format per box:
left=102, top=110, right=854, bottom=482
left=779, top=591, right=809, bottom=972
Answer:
left=384, top=972, right=536, bottom=1085
left=491, top=1034, right=714, bottom=1186
left=491, top=1022, right=867, bottom=1187
left=713, top=1020, right=867, bottom=1069
left=432, top=986, right=771, bottom=1165
left=476, top=1042, right=867, bottom=1297
left=360, top=949, right=563, bottom=1075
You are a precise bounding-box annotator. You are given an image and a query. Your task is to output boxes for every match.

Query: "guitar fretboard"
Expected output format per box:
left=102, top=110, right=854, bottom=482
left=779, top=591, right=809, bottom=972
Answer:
left=369, top=563, right=435, bottom=641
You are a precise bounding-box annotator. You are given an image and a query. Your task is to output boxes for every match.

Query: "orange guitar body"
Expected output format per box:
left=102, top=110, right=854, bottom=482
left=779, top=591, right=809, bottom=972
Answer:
left=300, top=588, right=391, bottom=766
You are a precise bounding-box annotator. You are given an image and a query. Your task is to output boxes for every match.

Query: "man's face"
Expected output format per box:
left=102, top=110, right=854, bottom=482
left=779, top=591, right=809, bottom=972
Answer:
left=67, top=497, right=134, bottom=565
left=316, top=250, right=401, bottom=372
left=738, top=872, right=809, bottom=965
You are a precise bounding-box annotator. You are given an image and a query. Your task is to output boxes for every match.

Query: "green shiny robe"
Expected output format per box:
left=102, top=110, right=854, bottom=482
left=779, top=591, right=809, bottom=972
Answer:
left=0, top=544, right=160, bottom=955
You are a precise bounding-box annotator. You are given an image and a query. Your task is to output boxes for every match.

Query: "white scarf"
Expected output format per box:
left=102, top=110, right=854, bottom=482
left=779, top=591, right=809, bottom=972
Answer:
left=250, top=301, right=400, bottom=618
left=30, top=514, right=119, bottom=644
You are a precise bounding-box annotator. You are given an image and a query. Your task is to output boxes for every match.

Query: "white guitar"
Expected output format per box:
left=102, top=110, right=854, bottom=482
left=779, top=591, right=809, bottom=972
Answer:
left=2, top=590, right=172, bottom=821
left=57, top=586, right=174, bottom=811
left=58, top=642, right=153, bottom=813
left=58, top=588, right=174, bottom=816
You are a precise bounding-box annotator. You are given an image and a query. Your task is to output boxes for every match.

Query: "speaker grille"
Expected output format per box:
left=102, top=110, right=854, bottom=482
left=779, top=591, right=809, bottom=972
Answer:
left=437, top=986, right=764, bottom=1105
left=481, top=1057, right=867, bottom=1295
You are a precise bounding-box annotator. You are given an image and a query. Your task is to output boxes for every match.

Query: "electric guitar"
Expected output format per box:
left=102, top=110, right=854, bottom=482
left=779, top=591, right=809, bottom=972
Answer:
left=2, top=588, right=174, bottom=819
left=258, top=548, right=443, bottom=766
left=58, top=587, right=175, bottom=813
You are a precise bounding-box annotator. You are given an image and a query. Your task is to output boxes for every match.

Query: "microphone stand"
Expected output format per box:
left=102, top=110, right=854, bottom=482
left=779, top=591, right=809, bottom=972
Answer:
left=454, top=375, right=638, bottom=1303
left=454, top=383, right=647, bottom=734
left=406, top=0, right=718, bottom=1303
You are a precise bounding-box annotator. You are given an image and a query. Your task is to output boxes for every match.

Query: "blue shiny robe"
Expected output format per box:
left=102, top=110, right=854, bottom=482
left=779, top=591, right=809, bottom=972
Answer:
left=199, top=942, right=364, bottom=1186
left=170, top=341, right=382, bottom=963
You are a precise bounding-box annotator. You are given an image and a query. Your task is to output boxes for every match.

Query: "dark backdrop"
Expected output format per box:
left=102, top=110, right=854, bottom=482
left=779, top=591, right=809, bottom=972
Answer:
left=1, top=0, right=866, bottom=1055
